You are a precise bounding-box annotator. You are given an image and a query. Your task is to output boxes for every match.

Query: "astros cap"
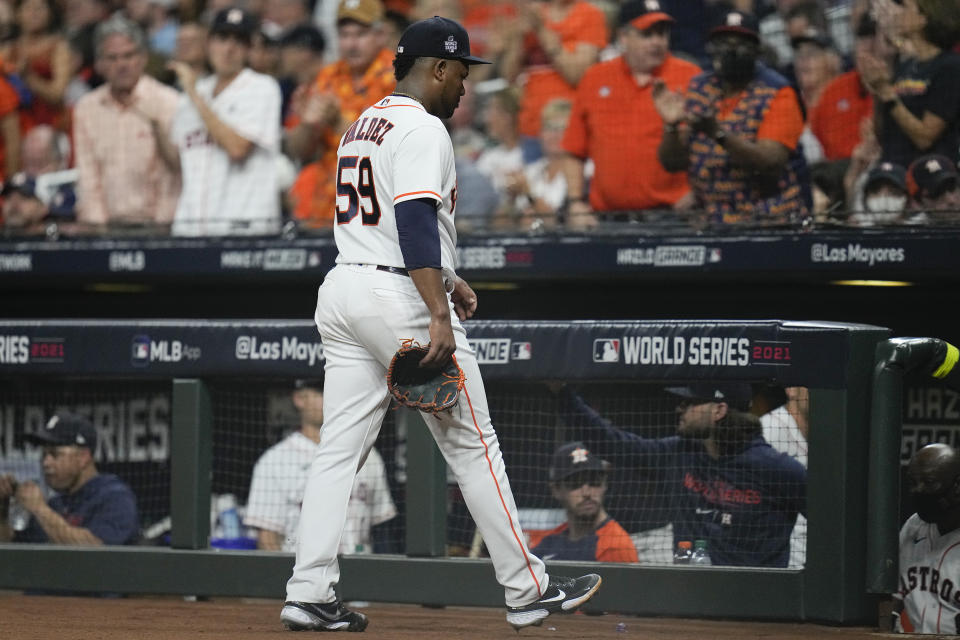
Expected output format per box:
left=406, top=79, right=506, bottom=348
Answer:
left=395, top=16, right=491, bottom=65
left=209, top=7, right=257, bottom=43
left=709, top=10, right=760, bottom=42
left=337, top=0, right=385, bottom=27
left=619, top=0, right=674, bottom=32
left=549, top=442, right=611, bottom=482
left=908, top=154, right=959, bottom=198
left=25, top=412, right=98, bottom=451
left=665, top=383, right=753, bottom=411
left=865, top=161, right=908, bottom=194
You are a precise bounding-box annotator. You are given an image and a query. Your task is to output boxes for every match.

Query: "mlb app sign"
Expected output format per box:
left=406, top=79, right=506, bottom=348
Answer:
left=593, top=339, right=620, bottom=363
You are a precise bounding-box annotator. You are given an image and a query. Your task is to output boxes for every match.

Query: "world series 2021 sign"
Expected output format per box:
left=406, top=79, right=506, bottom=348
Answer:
left=0, top=320, right=886, bottom=387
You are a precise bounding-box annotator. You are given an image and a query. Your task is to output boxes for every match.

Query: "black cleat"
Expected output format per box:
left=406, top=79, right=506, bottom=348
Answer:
left=505, top=574, right=602, bottom=630
left=281, top=600, right=369, bottom=632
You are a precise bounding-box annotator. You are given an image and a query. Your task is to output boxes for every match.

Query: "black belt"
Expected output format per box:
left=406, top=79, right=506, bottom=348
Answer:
left=376, top=265, right=409, bottom=276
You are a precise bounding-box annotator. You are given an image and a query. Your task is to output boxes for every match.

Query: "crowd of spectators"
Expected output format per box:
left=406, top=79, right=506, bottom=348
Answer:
left=0, top=0, right=957, bottom=237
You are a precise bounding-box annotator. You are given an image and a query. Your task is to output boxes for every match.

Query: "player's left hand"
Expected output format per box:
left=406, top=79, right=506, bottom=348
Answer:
left=451, top=277, right=478, bottom=321
left=689, top=113, right=718, bottom=138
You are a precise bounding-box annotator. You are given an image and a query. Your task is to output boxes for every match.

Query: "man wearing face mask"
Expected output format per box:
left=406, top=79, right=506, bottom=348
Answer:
left=894, top=443, right=960, bottom=634
left=655, top=10, right=810, bottom=226
left=849, top=161, right=910, bottom=227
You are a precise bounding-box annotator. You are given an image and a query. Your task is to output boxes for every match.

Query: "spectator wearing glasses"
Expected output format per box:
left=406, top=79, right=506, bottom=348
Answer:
left=73, top=15, right=181, bottom=232
left=529, top=441, right=638, bottom=563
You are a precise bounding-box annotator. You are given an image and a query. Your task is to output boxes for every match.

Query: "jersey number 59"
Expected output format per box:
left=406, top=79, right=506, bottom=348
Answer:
left=336, top=156, right=381, bottom=225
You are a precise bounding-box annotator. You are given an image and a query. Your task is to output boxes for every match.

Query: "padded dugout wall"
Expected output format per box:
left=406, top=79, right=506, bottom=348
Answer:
left=0, top=319, right=889, bottom=623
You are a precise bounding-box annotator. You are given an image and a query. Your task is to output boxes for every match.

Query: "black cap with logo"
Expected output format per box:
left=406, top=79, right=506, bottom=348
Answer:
left=209, top=7, right=258, bottom=43
left=549, top=442, right=611, bottom=482
left=25, top=412, right=98, bottom=450
left=395, top=16, right=491, bottom=65
left=665, top=383, right=753, bottom=411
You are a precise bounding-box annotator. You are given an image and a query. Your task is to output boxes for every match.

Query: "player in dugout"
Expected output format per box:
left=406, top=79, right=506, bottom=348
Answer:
left=894, top=442, right=960, bottom=634
left=0, top=412, right=139, bottom=545
left=556, top=382, right=806, bottom=567
left=530, top=441, right=638, bottom=563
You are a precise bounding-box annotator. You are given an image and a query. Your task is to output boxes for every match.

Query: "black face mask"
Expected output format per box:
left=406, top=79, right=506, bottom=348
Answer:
left=914, top=491, right=953, bottom=523
left=715, top=49, right=757, bottom=84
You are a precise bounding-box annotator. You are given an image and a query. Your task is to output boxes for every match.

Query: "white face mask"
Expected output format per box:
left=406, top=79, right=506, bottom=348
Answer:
left=865, top=195, right=906, bottom=220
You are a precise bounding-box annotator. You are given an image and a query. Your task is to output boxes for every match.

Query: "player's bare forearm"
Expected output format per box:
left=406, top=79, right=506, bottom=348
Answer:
left=257, top=528, right=284, bottom=551
left=409, top=267, right=455, bottom=367
left=31, top=503, right=103, bottom=545
left=658, top=129, right=689, bottom=172
left=723, top=136, right=789, bottom=176
left=188, top=88, right=254, bottom=162
left=451, top=277, right=477, bottom=321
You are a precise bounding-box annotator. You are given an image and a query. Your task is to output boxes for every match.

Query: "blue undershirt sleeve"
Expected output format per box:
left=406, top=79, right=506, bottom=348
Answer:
left=395, top=197, right=441, bottom=270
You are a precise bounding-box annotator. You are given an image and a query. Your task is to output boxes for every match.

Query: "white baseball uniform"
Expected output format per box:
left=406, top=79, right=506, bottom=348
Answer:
left=169, top=68, right=281, bottom=236
left=245, top=431, right=396, bottom=554
left=761, top=406, right=808, bottom=568
left=895, top=513, right=960, bottom=634
left=285, top=94, right=547, bottom=607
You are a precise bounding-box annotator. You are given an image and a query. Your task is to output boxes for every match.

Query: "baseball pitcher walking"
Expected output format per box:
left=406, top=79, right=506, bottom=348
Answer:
left=281, top=16, right=601, bottom=633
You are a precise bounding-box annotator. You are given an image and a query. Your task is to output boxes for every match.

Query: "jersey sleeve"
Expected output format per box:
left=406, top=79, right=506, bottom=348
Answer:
left=221, top=75, right=282, bottom=151
left=243, top=451, right=286, bottom=533
left=392, top=124, right=451, bottom=206
left=756, top=86, right=805, bottom=151
left=595, top=520, right=639, bottom=563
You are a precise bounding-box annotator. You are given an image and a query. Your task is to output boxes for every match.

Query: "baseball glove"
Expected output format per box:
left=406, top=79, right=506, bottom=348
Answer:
left=387, top=341, right=465, bottom=414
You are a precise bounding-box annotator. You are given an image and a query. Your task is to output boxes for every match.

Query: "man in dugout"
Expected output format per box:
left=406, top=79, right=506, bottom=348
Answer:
left=0, top=412, right=139, bottom=545
left=556, top=382, right=806, bottom=567
left=529, top=441, right=638, bottom=563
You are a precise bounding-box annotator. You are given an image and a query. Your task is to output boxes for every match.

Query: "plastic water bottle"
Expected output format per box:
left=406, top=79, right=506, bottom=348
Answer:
left=7, top=498, right=29, bottom=531
left=691, top=539, right=712, bottom=566
left=673, top=540, right=692, bottom=564
left=221, top=507, right=241, bottom=539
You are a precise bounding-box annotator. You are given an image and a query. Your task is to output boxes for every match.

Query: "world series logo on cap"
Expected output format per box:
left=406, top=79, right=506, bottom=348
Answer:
left=444, top=35, right=458, bottom=53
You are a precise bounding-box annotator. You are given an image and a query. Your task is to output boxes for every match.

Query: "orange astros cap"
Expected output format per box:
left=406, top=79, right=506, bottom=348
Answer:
left=337, top=0, right=385, bottom=26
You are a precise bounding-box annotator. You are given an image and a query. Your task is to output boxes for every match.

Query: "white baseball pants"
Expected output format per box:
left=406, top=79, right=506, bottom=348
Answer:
left=285, top=264, right=547, bottom=607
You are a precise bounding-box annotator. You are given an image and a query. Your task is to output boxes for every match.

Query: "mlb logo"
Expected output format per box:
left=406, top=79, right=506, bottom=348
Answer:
left=131, top=335, right=150, bottom=366
left=511, top=342, right=532, bottom=360
left=593, top=339, right=620, bottom=363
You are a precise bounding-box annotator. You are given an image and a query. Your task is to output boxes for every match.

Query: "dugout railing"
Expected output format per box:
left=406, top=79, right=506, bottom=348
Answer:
left=0, top=319, right=891, bottom=624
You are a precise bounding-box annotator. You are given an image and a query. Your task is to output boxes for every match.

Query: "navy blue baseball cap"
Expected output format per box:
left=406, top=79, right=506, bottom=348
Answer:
left=25, top=412, right=98, bottom=450
left=395, top=16, right=491, bottom=65
left=209, top=7, right=258, bottom=43
left=709, top=10, right=760, bottom=42
left=549, top=442, right=611, bottom=482
left=665, top=383, right=753, bottom=411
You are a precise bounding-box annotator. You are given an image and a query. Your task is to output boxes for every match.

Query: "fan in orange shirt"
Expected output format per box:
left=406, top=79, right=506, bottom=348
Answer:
left=561, top=0, right=700, bottom=223
left=0, top=68, right=21, bottom=184
left=530, top=442, right=638, bottom=564
left=501, top=0, right=608, bottom=138
left=285, top=0, right=396, bottom=229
